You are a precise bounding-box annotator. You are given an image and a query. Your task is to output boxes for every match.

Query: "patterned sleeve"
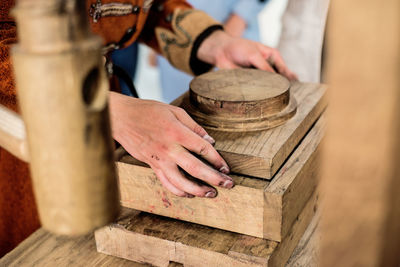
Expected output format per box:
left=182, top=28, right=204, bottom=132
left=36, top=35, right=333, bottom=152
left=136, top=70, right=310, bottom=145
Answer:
left=139, top=0, right=223, bottom=75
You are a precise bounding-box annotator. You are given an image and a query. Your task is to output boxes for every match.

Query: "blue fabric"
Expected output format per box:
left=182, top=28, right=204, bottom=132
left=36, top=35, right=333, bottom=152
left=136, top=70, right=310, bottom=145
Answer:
left=111, top=42, right=139, bottom=97
left=159, top=0, right=268, bottom=103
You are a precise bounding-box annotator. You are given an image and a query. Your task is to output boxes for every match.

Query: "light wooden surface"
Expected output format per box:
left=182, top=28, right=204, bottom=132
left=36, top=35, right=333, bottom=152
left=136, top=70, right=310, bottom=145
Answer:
left=190, top=69, right=290, bottom=103
left=0, top=213, right=318, bottom=267
left=0, top=230, right=145, bottom=267
left=321, top=0, right=400, bottom=266
left=117, top=114, right=324, bottom=242
left=181, top=93, right=297, bottom=133
left=10, top=0, right=119, bottom=235
left=95, top=189, right=317, bottom=267
left=185, top=70, right=296, bottom=132
left=179, top=81, right=326, bottom=178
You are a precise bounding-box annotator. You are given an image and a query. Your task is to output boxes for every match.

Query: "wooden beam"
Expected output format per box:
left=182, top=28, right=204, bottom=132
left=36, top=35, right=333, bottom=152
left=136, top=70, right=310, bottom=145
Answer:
left=95, top=190, right=318, bottom=267
left=117, top=114, right=324, bottom=241
left=0, top=205, right=319, bottom=267
left=321, top=0, right=400, bottom=265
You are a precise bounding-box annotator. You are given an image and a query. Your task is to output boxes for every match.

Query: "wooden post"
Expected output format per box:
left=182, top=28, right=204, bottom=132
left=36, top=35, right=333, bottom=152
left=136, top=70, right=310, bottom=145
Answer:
left=321, top=0, right=400, bottom=265
left=10, top=0, right=119, bottom=235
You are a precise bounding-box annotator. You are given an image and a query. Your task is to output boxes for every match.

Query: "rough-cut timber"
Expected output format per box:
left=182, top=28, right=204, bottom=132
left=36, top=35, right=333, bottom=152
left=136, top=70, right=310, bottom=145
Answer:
left=117, top=114, right=324, bottom=242
left=175, top=81, right=326, bottom=179
left=95, top=190, right=318, bottom=267
left=183, top=69, right=297, bottom=132
left=0, top=211, right=319, bottom=267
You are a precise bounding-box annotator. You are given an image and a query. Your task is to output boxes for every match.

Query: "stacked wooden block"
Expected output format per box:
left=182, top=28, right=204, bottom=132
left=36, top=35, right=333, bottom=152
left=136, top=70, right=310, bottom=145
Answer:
left=95, top=70, right=327, bottom=266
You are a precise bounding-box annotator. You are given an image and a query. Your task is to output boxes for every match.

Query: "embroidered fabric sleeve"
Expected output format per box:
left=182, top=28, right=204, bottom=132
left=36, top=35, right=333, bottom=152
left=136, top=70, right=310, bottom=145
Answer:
left=139, top=1, right=222, bottom=75
left=138, top=0, right=192, bottom=53
left=155, top=9, right=222, bottom=75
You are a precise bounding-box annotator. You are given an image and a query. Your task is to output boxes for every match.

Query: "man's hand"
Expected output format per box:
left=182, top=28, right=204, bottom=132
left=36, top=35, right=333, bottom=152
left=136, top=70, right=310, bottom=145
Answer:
left=109, top=92, right=234, bottom=198
left=197, top=30, right=298, bottom=81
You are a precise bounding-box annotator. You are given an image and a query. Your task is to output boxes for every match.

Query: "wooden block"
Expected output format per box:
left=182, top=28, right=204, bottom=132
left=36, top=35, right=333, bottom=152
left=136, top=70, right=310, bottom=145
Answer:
left=0, top=211, right=319, bottom=267
left=176, top=81, right=327, bottom=179
left=117, top=114, right=324, bottom=241
left=189, top=69, right=291, bottom=117
left=95, top=190, right=319, bottom=267
left=183, top=69, right=297, bottom=132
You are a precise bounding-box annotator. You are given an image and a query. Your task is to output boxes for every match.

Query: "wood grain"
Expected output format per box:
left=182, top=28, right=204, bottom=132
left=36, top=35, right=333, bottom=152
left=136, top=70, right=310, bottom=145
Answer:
left=173, top=81, right=326, bottom=178
left=118, top=163, right=266, bottom=238
left=185, top=69, right=296, bottom=132
left=181, top=93, right=297, bottom=132
left=264, top=114, right=324, bottom=241
left=0, top=212, right=319, bottom=267
left=0, top=230, right=145, bottom=267
left=189, top=69, right=290, bottom=117
left=95, top=190, right=318, bottom=267
left=190, top=69, right=290, bottom=102
left=10, top=1, right=119, bottom=235
left=286, top=212, right=319, bottom=267
left=117, top=114, right=324, bottom=241
left=321, top=0, right=400, bottom=265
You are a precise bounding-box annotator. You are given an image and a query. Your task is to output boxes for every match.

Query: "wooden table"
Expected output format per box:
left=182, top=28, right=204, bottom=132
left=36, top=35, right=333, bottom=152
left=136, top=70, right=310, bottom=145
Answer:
left=0, top=214, right=318, bottom=267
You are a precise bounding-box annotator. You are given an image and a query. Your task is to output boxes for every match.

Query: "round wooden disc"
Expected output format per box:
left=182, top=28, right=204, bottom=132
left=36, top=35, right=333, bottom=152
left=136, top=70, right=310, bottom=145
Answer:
left=189, top=69, right=291, bottom=118
left=181, top=94, right=297, bottom=132
left=183, top=69, right=297, bottom=132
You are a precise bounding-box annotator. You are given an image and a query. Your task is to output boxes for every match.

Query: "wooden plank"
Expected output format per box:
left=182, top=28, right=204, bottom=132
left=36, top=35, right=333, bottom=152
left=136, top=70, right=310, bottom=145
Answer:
left=0, top=230, right=144, bottom=267
left=166, top=81, right=325, bottom=179
left=113, top=114, right=324, bottom=242
left=286, top=212, right=319, bottom=267
left=204, top=82, right=325, bottom=179
left=118, top=163, right=266, bottom=238
left=0, top=214, right=318, bottom=267
left=95, top=190, right=318, bottom=267
left=321, top=0, right=400, bottom=266
left=172, top=82, right=326, bottom=179
left=264, top=115, right=324, bottom=241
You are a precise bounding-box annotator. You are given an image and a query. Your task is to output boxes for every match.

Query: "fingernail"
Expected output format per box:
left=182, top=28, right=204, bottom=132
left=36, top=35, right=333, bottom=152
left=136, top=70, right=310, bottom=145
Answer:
left=205, top=190, right=217, bottom=198
left=221, top=172, right=233, bottom=180
left=222, top=179, right=234, bottom=189
left=203, top=134, right=215, bottom=144
left=219, top=165, right=230, bottom=174
left=186, top=194, right=195, bottom=198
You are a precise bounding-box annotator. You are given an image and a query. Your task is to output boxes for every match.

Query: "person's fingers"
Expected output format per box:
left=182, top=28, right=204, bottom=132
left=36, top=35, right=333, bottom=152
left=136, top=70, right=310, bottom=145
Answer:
left=153, top=168, right=190, bottom=197
left=217, top=59, right=240, bottom=69
left=290, top=72, right=299, bottom=81
left=256, top=42, right=274, bottom=59
left=174, top=124, right=230, bottom=173
left=256, top=43, right=299, bottom=81
left=163, top=163, right=217, bottom=198
left=171, top=107, right=215, bottom=144
left=268, top=52, right=298, bottom=81
left=249, top=52, right=276, bottom=73
left=172, top=148, right=234, bottom=189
